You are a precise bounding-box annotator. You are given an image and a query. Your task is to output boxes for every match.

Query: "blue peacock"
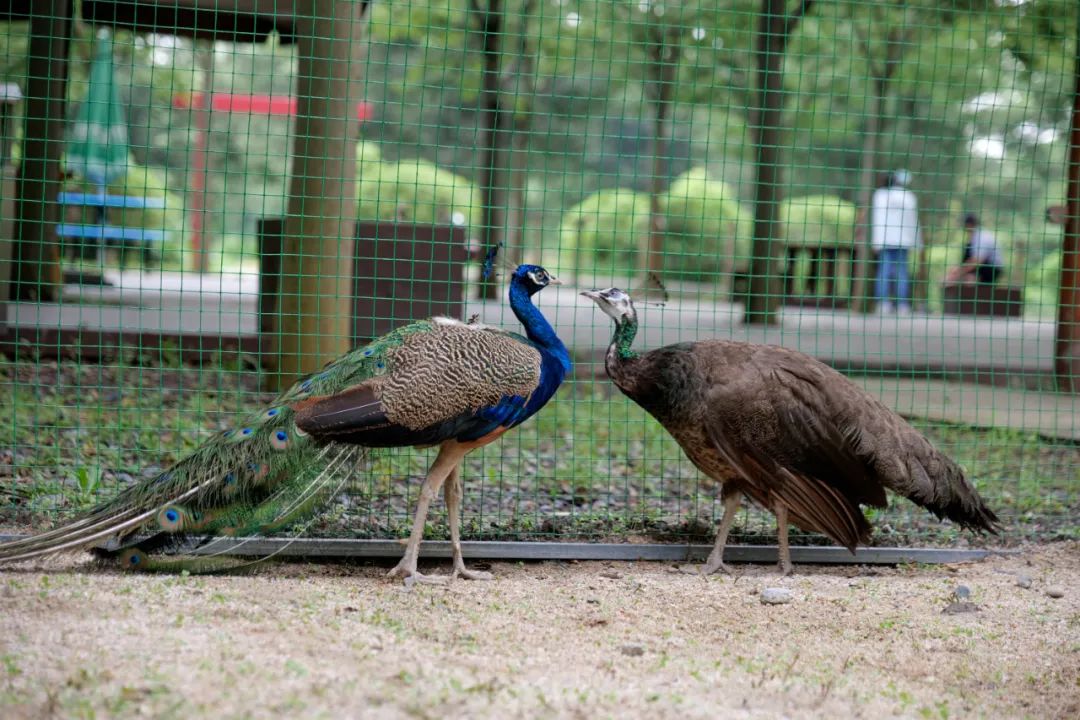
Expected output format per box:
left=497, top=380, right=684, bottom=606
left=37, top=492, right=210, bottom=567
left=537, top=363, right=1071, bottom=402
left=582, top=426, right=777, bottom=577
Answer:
left=0, top=264, right=571, bottom=583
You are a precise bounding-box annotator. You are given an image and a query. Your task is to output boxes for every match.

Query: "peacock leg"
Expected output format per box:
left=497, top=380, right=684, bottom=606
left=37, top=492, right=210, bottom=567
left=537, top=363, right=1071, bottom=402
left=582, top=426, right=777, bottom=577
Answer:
left=774, top=502, right=793, bottom=576
left=444, top=464, right=493, bottom=581
left=387, top=443, right=465, bottom=585
left=685, top=490, right=742, bottom=576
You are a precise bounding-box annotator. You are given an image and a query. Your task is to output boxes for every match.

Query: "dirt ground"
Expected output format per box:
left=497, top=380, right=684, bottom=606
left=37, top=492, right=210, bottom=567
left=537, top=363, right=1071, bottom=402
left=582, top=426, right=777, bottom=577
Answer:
left=1, top=543, right=1077, bottom=720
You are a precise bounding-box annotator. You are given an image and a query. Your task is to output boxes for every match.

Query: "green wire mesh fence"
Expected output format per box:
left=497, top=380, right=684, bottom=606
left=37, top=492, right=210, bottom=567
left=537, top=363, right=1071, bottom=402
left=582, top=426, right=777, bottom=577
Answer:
left=0, top=0, right=1077, bottom=552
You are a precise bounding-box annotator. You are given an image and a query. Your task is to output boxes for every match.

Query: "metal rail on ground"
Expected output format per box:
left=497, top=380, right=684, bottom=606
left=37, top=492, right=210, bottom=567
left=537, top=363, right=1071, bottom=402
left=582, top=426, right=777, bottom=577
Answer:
left=0, top=535, right=1010, bottom=565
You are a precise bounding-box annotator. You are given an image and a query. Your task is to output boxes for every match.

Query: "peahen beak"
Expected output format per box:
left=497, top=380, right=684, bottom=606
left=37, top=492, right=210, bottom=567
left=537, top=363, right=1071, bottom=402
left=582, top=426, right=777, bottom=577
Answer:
left=580, top=290, right=601, bottom=301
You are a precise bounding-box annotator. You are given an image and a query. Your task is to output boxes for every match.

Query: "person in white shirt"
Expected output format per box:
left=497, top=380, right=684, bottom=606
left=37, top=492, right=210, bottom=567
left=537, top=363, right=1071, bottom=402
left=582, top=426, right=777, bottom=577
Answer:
left=946, top=213, right=1004, bottom=285
left=871, top=170, right=921, bottom=314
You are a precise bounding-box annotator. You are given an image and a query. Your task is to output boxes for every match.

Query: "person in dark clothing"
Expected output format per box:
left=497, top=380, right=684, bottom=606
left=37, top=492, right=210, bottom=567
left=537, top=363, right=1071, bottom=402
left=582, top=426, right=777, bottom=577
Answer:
left=947, top=213, right=1004, bottom=285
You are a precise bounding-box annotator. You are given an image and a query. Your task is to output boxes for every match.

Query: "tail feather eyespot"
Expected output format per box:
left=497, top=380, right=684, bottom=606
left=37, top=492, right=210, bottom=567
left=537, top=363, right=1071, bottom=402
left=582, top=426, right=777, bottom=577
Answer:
left=270, top=429, right=290, bottom=451
left=118, top=548, right=147, bottom=571
left=157, top=505, right=187, bottom=532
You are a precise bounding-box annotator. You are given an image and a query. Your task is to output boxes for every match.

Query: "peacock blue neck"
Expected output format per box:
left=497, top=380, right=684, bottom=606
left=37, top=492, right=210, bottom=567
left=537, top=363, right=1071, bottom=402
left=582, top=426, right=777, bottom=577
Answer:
left=509, top=279, right=564, bottom=355
left=613, top=315, right=639, bottom=360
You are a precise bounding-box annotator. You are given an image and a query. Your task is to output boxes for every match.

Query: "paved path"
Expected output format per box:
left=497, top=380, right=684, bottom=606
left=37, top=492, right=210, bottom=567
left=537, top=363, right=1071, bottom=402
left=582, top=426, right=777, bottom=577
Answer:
left=850, top=377, right=1079, bottom=440
left=5, top=270, right=1074, bottom=437
left=44, top=270, right=1057, bottom=373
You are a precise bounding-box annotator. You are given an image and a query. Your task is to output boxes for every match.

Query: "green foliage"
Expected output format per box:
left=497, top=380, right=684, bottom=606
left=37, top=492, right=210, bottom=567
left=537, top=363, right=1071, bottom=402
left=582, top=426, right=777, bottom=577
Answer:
left=1024, top=250, right=1062, bottom=317
left=558, top=188, right=651, bottom=276
left=1, top=0, right=1076, bottom=306
left=660, top=167, right=753, bottom=278
left=780, top=195, right=857, bottom=250
left=356, top=147, right=482, bottom=229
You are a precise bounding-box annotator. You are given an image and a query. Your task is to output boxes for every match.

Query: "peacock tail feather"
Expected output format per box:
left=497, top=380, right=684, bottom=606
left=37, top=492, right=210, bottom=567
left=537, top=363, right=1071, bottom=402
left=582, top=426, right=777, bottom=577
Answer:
left=0, top=322, right=424, bottom=567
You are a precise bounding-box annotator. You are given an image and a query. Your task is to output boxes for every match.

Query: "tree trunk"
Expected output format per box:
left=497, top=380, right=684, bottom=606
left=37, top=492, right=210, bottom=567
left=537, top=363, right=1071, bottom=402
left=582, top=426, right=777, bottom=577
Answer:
left=269, top=0, right=366, bottom=390
left=851, top=78, right=884, bottom=314
left=1054, top=14, right=1080, bottom=393
left=474, top=0, right=509, bottom=299
left=186, top=41, right=213, bottom=274
left=643, top=28, right=678, bottom=279
left=744, top=0, right=811, bottom=324
left=502, top=0, right=536, bottom=269
left=13, top=0, right=73, bottom=301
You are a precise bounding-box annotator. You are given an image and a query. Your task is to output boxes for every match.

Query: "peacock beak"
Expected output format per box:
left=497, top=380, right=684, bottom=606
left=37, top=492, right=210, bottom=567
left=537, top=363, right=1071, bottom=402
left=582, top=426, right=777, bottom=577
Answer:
left=548, top=274, right=563, bottom=286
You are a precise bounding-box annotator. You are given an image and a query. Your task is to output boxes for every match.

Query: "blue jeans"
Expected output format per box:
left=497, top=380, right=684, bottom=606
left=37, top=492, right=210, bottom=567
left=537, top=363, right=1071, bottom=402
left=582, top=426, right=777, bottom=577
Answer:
left=876, top=248, right=910, bottom=309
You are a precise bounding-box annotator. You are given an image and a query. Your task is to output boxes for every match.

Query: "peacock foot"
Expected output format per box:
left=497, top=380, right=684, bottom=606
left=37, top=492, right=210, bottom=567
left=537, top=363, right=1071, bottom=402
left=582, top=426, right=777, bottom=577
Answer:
left=680, top=558, right=737, bottom=577
left=386, top=557, right=451, bottom=586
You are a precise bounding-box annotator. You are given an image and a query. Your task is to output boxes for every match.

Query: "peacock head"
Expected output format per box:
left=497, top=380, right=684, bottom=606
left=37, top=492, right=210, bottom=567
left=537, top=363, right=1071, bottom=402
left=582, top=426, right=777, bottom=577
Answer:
left=580, top=287, right=637, bottom=324
left=512, top=264, right=561, bottom=296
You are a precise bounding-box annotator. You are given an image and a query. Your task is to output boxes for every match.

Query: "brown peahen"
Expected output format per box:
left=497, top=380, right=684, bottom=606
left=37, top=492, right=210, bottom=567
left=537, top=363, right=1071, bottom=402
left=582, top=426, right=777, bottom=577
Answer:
left=582, top=286, right=1000, bottom=575
left=0, top=264, right=571, bottom=584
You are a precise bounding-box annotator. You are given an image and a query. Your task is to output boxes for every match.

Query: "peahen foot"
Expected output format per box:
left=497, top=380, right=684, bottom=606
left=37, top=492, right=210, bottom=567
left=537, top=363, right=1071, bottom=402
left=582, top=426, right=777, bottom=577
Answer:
left=451, top=563, right=494, bottom=582
left=775, top=505, right=794, bottom=577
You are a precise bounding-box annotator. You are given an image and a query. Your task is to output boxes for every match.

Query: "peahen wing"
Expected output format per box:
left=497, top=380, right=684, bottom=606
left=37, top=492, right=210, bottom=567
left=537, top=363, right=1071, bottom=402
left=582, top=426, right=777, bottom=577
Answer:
left=292, top=319, right=544, bottom=447
left=701, top=349, right=882, bottom=552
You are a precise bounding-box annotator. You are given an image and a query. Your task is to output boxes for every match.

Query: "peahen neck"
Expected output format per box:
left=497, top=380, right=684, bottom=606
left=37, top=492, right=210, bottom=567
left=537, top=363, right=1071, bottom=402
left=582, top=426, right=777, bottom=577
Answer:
left=606, top=314, right=643, bottom=395
left=509, top=280, right=564, bottom=354
left=612, top=316, right=639, bottom=360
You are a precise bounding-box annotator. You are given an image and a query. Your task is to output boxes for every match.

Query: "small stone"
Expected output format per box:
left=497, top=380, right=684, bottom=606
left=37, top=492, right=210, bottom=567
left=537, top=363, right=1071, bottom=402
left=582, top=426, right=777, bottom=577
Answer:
left=760, top=587, right=793, bottom=605
left=600, top=571, right=623, bottom=580
left=620, top=644, right=645, bottom=657
left=1015, top=575, right=1032, bottom=589
left=952, top=585, right=971, bottom=601
left=1045, top=586, right=1065, bottom=599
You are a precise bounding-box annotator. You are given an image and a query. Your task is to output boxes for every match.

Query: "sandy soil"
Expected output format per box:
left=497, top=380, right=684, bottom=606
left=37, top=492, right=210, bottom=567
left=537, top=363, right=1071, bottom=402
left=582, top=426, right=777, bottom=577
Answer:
left=1, top=543, right=1077, bottom=720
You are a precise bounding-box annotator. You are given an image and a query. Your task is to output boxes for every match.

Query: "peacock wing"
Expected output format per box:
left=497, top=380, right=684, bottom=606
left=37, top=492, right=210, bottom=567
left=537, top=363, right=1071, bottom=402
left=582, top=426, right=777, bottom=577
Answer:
left=292, top=321, right=543, bottom=446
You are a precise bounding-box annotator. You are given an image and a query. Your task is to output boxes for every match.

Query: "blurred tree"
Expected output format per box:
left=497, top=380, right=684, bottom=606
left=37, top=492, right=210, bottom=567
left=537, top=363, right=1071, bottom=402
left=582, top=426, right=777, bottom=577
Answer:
left=559, top=187, right=650, bottom=280
left=661, top=166, right=753, bottom=282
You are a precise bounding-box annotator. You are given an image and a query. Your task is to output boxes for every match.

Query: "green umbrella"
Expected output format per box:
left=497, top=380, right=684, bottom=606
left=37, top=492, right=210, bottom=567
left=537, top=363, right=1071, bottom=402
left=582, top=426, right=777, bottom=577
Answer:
left=66, top=31, right=129, bottom=187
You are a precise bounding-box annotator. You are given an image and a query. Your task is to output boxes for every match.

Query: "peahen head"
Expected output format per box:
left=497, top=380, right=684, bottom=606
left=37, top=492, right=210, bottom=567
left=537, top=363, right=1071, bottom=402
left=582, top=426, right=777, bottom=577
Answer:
left=511, top=264, right=561, bottom=296
left=580, top=287, right=637, bottom=325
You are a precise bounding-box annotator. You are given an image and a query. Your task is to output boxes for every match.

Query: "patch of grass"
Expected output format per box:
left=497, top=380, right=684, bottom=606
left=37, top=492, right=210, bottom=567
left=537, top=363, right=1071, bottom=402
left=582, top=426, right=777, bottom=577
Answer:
left=1, top=358, right=1077, bottom=546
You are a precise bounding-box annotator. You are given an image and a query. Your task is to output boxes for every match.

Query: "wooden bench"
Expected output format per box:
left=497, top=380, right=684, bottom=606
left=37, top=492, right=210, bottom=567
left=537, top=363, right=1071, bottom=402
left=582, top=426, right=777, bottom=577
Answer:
left=57, top=192, right=167, bottom=270
left=782, top=245, right=855, bottom=309
left=942, top=282, right=1023, bottom=318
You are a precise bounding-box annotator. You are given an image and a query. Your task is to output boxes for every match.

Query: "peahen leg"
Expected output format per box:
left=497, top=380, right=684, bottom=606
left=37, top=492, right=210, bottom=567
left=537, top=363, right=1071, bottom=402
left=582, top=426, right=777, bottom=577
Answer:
left=444, top=464, right=493, bottom=581
left=387, top=442, right=467, bottom=585
left=685, top=490, right=742, bottom=576
left=774, top=502, right=793, bottom=576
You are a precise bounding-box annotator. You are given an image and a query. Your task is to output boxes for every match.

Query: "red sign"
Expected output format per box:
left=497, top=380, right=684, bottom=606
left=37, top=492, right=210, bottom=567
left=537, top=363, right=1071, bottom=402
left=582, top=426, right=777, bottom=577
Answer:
left=175, top=92, right=372, bottom=120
